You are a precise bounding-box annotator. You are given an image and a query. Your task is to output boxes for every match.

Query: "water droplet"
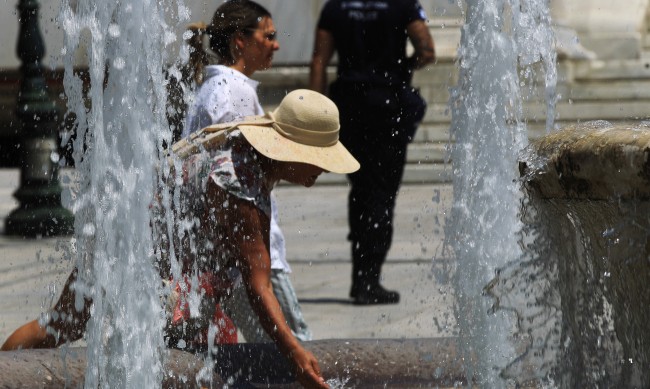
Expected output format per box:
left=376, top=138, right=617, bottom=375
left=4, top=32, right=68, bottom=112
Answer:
left=82, top=223, right=96, bottom=236
left=108, top=23, right=121, bottom=37
left=113, top=57, right=125, bottom=69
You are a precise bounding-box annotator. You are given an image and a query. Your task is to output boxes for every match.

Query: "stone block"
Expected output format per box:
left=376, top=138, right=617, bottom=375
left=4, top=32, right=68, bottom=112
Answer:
left=520, top=121, right=650, bottom=200
left=579, top=34, right=643, bottom=60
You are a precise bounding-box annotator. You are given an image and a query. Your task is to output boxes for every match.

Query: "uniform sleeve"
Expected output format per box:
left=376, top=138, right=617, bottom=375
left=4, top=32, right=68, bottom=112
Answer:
left=317, top=0, right=337, bottom=32
left=404, top=0, right=428, bottom=25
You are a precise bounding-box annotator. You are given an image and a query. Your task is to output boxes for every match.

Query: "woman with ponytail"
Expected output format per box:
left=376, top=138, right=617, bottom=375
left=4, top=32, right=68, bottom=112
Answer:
left=183, top=0, right=278, bottom=136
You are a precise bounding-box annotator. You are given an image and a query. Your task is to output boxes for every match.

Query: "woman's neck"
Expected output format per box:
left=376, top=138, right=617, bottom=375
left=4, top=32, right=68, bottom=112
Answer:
left=260, top=157, right=281, bottom=189
left=228, top=60, right=254, bottom=78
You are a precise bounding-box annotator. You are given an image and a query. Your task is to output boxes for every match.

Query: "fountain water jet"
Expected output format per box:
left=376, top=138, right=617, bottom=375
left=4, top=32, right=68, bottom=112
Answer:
left=59, top=0, right=189, bottom=386
left=445, top=0, right=556, bottom=386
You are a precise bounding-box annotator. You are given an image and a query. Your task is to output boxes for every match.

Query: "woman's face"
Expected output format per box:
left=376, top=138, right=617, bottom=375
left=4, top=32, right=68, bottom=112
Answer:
left=281, top=162, right=325, bottom=188
left=241, top=16, right=279, bottom=73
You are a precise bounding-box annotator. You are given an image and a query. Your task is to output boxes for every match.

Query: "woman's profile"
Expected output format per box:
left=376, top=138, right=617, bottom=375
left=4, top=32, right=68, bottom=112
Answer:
left=179, top=0, right=313, bottom=344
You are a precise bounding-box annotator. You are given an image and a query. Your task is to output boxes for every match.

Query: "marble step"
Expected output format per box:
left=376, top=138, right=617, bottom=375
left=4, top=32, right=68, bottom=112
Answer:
left=306, top=161, right=452, bottom=186
left=572, top=59, right=650, bottom=81
left=423, top=99, right=650, bottom=125
left=407, top=142, right=448, bottom=164
left=560, top=79, right=650, bottom=101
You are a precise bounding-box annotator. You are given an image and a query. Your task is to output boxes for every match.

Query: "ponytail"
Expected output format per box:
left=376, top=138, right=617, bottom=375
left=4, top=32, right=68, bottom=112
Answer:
left=185, top=22, right=209, bottom=85
left=184, top=1, right=271, bottom=85
left=207, top=0, right=271, bottom=64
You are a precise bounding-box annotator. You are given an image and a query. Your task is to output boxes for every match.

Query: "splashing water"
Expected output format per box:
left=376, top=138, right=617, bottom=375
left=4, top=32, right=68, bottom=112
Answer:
left=54, top=0, right=560, bottom=386
left=326, top=376, right=351, bottom=389
left=444, top=0, right=556, bottom=386
left=60, top=0, right=188, bottom=386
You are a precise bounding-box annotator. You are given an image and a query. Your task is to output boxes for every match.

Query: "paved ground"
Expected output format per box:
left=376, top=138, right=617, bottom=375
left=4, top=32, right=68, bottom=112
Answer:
left=0, top=168, right=457, bottom=345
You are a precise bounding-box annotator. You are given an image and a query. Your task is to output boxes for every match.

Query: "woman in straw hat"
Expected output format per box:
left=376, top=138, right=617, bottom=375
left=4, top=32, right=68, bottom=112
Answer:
left=2, top=89, right=358, bottom=389
left=180, top=0, right=314, bottom=346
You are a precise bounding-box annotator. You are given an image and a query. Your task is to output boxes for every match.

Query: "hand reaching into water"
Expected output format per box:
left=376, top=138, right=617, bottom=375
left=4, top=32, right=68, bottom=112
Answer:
left=291, top=347, right=329, bottom=388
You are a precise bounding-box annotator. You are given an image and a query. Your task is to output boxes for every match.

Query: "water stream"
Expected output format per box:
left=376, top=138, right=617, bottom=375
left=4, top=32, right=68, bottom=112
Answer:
left=445, top=0, right=556, bottom=386
left=60, top=0, right=188, bottom=386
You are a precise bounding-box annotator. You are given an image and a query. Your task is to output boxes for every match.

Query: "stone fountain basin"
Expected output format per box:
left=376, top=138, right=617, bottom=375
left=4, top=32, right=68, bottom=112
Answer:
left=0, top=338, right=467, bottom=388
left=518, top=121, right=650, bottom=386
left=519, top=121, right=650, bottom=200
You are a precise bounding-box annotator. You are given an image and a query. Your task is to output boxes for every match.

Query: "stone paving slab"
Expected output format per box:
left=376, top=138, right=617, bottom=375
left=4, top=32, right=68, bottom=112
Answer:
left=0, top=168, right=456, bottom=345
left=274, top=183, right=450, bottom=263
left=291, top=261, right=457, bottom=340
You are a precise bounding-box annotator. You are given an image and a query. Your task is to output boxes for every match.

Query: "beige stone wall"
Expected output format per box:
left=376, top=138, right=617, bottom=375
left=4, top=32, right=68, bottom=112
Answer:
left=556, top=0, right=650, bottom=59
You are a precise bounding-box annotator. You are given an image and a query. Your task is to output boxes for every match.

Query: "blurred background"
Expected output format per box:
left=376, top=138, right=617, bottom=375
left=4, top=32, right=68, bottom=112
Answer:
left=2, top=0, right=650, bottom=179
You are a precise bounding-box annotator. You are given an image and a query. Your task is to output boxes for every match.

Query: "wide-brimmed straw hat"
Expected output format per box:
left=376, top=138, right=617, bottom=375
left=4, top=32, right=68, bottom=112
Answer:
left=173, top=89, right=360, bottom=174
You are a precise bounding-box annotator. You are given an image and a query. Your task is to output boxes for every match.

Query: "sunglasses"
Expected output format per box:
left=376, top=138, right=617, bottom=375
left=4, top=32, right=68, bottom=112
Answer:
left=245, top=28, right=277, bottom=42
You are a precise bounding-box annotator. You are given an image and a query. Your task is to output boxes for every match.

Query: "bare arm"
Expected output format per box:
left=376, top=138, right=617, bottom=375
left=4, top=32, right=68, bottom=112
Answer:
left=208, top=182, right=328, bottom=388
left=1, top=269, right=91, bottom=350
left=406, top=19, right=435, bottom=70
left=309, top=29, right=336, bottom=94
left=1, top=320, right=49, bottom=350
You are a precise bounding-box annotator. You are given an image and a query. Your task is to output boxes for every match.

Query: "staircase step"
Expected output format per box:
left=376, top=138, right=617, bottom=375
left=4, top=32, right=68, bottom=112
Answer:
left=422, top=100, right=650, bottom=125
left=573, top=59, right=650, bottom=81
left=413, top=123, right=450, bottom=143
left=307, top=162, right=452, bottom=186
left=422, top=99, right=650, bottom=123
left=562, top=79, right=650, bottom=101
left=427, top=17, right=463, bottom=61
left=523, top=100, right=650, bottom=122
left=407, top=142, right=448, bottom=164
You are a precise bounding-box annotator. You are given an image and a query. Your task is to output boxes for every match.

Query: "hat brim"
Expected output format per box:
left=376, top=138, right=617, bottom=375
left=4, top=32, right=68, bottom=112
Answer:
left=239, top=124, right=360, bottom=174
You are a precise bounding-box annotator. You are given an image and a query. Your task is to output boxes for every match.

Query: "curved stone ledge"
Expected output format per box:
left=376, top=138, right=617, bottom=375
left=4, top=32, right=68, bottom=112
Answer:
left=517, top=121, right=650, bottom=386
left=0, top=338, right=466, bottom=388
left=519, top=121, right=650, bottom=200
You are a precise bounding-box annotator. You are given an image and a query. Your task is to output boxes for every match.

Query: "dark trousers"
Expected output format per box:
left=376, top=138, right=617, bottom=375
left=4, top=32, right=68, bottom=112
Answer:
left=330, top=81, right=425, bottom=289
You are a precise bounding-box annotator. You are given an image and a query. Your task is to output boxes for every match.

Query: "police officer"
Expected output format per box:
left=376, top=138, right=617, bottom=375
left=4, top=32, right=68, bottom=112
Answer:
left=310, top=0, right=435, bottom=304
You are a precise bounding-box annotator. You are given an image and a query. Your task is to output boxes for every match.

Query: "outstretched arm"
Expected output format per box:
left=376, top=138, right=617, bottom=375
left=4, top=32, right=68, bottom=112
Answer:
left=2, top=269, right=91, bottom=350
left=309, top=28, right=335, bottom=94
left=207, top=182, right=328, bottom=388
left=1, top=319, right=49, bottom=351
